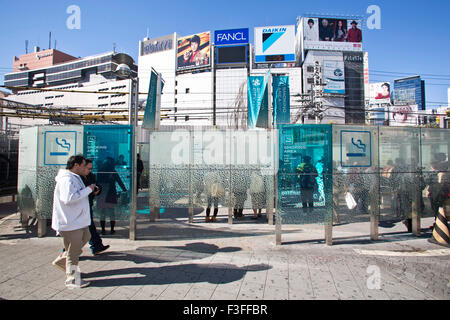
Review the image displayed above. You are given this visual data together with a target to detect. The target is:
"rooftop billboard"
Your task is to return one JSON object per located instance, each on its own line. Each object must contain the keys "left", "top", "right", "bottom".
{"left": 254, "top": 25, "right": 296, "bottom": 63}
{"left": 369, "top": 82, "right": 391, "bottom": 104}
{"left": 301, "top": 17, "right": 363, "bottom": 52}
{"left": 215, "top": 28, "right": 249, "bottom": 46}
{"left": 177, "top": 31, "right": 211, "bottom": 71}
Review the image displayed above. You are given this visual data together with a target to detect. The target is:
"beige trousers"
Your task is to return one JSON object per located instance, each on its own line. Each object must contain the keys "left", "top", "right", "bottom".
{"left": 60, "top": 227, "right": 90, "bottom": 267}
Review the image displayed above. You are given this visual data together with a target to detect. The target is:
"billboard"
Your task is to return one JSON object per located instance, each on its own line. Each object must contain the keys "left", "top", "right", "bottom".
{"left": 369, "top": 82, "right": 391, "bottom": 104}
{"left": 141, "top": 34, "right": 173, "bottom": 56}
{"left": 177, "top": 32, "right": 211, "bottom": 71}
{"left": 323, "top": 60, "right": 345, "bottom": 94}
{"left": 389, "top": 105, "right": 418, "bottom": 126}
{"left": 215, "top": 28, "right": 249, "bottom": 46}
{"left": 215, "top": 45, "right": 247, "bottom": 65}
{"left": 301, "top": 17, "right": 363, "bottom": 52}
{"left": 254, "top": 25, "right": 295, "bottom": 63}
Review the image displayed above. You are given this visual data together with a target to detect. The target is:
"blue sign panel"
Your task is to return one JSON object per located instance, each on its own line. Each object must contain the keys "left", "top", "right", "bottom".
{"left": 215, "top": 28, "right": 249, "bottom": 46}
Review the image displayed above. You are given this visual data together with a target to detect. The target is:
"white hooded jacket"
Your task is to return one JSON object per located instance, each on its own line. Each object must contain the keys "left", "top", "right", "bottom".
{"left": 51, "top": 169, "right": 92, "bottom": 234}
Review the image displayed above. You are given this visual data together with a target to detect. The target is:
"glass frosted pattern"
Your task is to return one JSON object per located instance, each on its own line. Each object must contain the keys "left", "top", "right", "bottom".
{"left": 420, "top": 129, "right": 450, "bottom": 219}
{"left": 378, "top": 127, "right": 420, "bottom": 221}
{"left": 277, "top": 125, "right": 332, "bottom": 225}
{"left": 331, "top": 125, "right": 379, "bottom": 225}
{"left": 148, "top": 129, "right": 276, "bottom": 220}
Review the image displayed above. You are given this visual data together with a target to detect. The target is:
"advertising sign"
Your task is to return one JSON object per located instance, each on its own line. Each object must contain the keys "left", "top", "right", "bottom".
{"left": 323, "top": 60, "right": 345, "bottom": 94}
{"left": 141, "top": 34, "right": 173, "bottom": 56}
{"left": 254, "top": 25, "right": 295, "bottom": 63}
{"left": 302, "top": 17, "right": 363, "bottom": 52}
{"left": 248, "top": 74, "right": 270, "bottom": 128}
{"left": 177, "top": 32, "right": 211, "bottom": 71}
{"left": 215, "top": 45, "right": 247, "bottom": 65}
{"left": 389, "top": 104, "right": 418, "bottom": 126}
{"left": 369, "top": 82, "right": 391, "bottom": 104}
{"left": 215, "top": 28, "right": 249, "bottom": 46}
{"left": 273, "top": 75, "right": 290, "bottom": 125}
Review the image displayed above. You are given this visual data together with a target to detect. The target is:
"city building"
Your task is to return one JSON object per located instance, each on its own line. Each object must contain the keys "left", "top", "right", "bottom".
{"left": 393, "top": 75, "right": 426, "bottom": 110}
{"left": 3, "top": 51, "right": 138, "bottom": 129}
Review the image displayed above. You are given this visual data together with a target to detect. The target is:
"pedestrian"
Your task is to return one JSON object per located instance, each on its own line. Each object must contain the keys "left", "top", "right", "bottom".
{"left": 51, "top": 155, "right": 95, "bottom": 289}
{"left": 137, "top": 153, "right": 144, "bottom": 193}
{"left": 82, "top": 159, "right": 110, "bottom": 255}
{"left": 297, "top": 156, "right": 318, "bottom": 213}
{"left": 232, "top": 170, "right": 249, "bottom": 219}
{"left": 250, "top": 170, "right": 265, "bottom": 219}
{"left": 203, "top": 171, "right": 223, "bottom": 222}
{"left": 96, "top": 157, "right": 127, "bottom": 235}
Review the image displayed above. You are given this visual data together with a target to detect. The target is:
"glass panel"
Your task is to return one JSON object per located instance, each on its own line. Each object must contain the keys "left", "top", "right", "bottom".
{"left": 277, "top": 124, "right": 332, "bottom": 225}
{"left": 17, "top": 127, "right": 38, "bottom": 219}
{"left": 84, "top": 125, "right": 132, "bottom": 221}
{"left": 332, "top": 125, "right": 379, "bottom": 225}
{"left": 379, "top": 127, "right": 420, "bottom": 222}
{"left": 420, "top": 128, "right": 450, "bottom": 219}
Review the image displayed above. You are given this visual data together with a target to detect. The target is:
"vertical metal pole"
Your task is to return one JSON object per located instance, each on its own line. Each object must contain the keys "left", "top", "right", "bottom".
{"left": 412, "top": 129, "right": 421, "bottom": 236}
{"left": 129, "top": 78, "right": 137, "bottom": 241}
{"left": 188, "top": 128, "right": 194, "bottom": 223}
{"left": 370, "top": 127, "right": 379, "bottom": 241}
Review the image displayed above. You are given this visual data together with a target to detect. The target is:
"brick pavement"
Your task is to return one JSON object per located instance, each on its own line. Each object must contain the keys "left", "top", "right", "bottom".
{"left": 0, "top": 212, "right": 449, "bottom": 300}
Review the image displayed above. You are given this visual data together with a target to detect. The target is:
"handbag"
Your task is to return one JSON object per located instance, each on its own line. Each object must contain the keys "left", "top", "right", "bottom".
{"left": 345, "top": 192, "right": 357, "bottom": 210}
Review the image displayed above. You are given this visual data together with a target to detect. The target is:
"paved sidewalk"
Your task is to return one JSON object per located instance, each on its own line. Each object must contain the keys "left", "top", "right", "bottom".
{"left": 0, "top": 212, "right": 449, "bottom": 300}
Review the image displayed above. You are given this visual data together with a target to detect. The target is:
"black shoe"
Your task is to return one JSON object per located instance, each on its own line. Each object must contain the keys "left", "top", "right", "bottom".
{"left": 110, "top": 230, "right": 115, "bottom": 235}
{"left": 101, "top": 230, "right": 106, "bottom": 235}
{"left": 93, "top": 245, "right": 110, "bottom": 255}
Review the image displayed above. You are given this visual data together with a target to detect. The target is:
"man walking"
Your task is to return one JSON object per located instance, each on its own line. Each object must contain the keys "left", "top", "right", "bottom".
{"left": 82, "top": 158, "right": 110, "bottom": 255}
{"left": 51, "top": 155, "right": 96, "bottom": 289}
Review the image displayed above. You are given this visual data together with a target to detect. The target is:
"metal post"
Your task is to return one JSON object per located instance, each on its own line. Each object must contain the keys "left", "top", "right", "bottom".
{"left": 129, "top": 78, "right": 138, "bottom": 241}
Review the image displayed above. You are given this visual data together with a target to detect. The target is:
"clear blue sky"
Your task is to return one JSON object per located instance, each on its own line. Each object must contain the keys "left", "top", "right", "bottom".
{"left": 0, "top": 0, "right": 449, "bottom": 108}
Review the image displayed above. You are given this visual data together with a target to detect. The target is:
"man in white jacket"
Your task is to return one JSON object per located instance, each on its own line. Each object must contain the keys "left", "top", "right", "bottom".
{"left": 51, "top": 154, "right": 97, "bottom": 289}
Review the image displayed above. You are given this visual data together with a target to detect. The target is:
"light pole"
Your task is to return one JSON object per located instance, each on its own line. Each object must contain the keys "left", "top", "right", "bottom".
{"left": 115, "top": 63, "right": 138, "bottom": 240}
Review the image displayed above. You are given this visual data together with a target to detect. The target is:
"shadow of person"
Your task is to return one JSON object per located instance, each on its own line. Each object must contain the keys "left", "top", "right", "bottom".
{"left": 83, "top": 262, "right": 271, "bottom": 288}
{"left": 81, "top": 242, "right": 241, "bottom": 264}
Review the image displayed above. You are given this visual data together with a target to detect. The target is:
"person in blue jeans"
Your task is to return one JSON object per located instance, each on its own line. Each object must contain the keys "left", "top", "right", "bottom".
{"left": 82, "top": 159, "right": 110, "bottom": 255}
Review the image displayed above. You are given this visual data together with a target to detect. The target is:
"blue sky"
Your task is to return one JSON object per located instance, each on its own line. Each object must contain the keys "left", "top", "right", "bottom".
{"left": 0, "top": 0, "right": 449, "bottom": 108}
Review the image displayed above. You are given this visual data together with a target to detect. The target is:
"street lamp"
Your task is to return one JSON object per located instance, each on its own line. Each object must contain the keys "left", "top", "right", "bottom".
{"left": 114, "top": 61, "right": 138, "bottom": 240}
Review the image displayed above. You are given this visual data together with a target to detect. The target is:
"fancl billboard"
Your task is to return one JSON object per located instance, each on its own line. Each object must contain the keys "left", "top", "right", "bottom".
{"left": 254, "top": 25, "right": 296, "bottom": 63}
{"left": 215, "top": 28, "right": 249, "bottom": 46}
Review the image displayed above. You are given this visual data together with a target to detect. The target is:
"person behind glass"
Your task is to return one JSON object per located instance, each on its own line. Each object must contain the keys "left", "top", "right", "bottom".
{"left": 96, "top": 157, "right": 127, "bottom": 235}
{"left": 180, "top": 35, "right": 208, "bottom": 67}
{"left": 319, "top": 19, "right": 333, "bottom": 41}
{"left": 81, "top": 159, "right": 110, "bottom": 255}
{"left": 233, "top": 170, "right": 250, "bottom": 219}
{"left": 203, "top": 171, "right": 223, "bottom": 222}
{"left": 51, "top": 155, "right": 94, "bottom": 289}
{"left": 250, "top": 170, "right": 265, "bottom": 219}
{"left": 137, "top": 153, "right": 144, "bottom": 193}
{"left": 347, "top": 20, "right": 362, "bottom": 42}
{"left": 425, "top": 161, "right": 449, "bottom": 229}
{"left": 297, "top": 156, "right": 318, "bottom": 213}
{"left": 333, "top": 20, "right": 347, "bottom": 42}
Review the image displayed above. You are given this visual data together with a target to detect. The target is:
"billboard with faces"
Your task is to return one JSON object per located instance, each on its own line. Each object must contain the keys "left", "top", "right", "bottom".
{"left": 177, "top": 32, "right": 211, "bottom": 71}
{"left": 301, "top": 17, "right": 363, "bottom": 52}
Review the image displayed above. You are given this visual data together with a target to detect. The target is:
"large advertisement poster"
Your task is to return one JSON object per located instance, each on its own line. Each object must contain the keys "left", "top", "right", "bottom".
{"left": 302, "top": 17, "right": 363, "bottom": 52}
{"left": 389, "top": 105, "right": 418, "bottom": 126}
{"left": 177, "top": 32, "right": 211, "bottom": 71}
{"left": 323, "top": 60, "right": 345, "bottom": 94}
{"left": 254, "top": 25, "right": 295, "bottom": 63}
{"left": 369, "top": 82, "right": 391, "bottom": 104}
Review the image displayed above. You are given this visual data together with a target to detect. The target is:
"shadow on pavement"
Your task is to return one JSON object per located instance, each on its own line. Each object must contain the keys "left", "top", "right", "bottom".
{"left": 83, "top": 262, "right": 271, "bottom": 288}
{"left": 82, "top": 242, "right": 242, "bottom": 264}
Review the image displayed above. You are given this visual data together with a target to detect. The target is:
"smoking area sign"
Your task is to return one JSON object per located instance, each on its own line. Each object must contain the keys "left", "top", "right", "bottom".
{"left": 44, "top": 131, "right": 77, "bottom": 165}
{"left": 340, "top": 130, "right": 372, "bottom": 167}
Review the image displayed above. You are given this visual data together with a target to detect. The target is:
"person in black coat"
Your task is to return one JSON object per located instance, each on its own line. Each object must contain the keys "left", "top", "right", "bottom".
{"left": 82, "top": 159, "right": 110, "bottom": 255}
